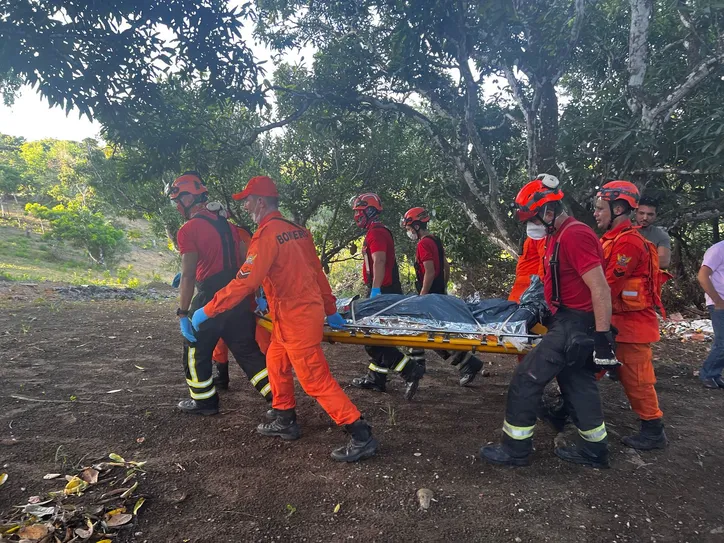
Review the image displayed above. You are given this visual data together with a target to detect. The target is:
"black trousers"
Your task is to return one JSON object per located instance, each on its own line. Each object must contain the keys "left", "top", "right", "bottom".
{"left": 364, "top": 283, "right": 421, "bottom": 382}
{"left": 184, "top": 295, "right": 269, "bottom": 405}
{"left": 409, "top": 348, "right": 484, "bottom": 376}
{"left": 502, "top": 308, "right": 607, "bottom": 456}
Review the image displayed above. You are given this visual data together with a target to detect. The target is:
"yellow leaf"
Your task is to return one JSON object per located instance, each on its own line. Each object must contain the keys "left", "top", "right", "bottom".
{"left": 106, "top": 507, "right": 126, "bottom": 517}
{"left": 98, "top": 540, "right": 112, "bottom": 543}
{"left": 108, "top": 453, "right": 125, "bottom": 463}
{"left": 333, "top": 503, "right": 341, "bottom": 514}
{"left": 64, "top": 476, "right": 88, "bottom": 495}
{"left": 133, "top": 497, "right": 146, "bottom": 515}
{"left": 0, "top": 473, "right": 7, "bottom": 486}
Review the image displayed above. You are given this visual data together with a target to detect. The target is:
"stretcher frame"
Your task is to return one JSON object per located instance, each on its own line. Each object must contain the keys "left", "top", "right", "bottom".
{"left": 257, "top": 316, "right": 545, "bottom": 355}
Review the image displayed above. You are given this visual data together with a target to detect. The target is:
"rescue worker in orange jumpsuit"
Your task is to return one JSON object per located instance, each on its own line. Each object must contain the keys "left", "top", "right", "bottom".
{"left": 480, "top": 175, "right": 616, "bottom": 468}
{"left": 192, "top": 176, "right": 378, "bottom": 462}
{"left": 593, "top": 181, "right": 668, "bottom": 450}
{"left": 350, "top": 194, "right": 425, "bottom": 400}
{"left": 169, "top": 172, "right": 270, "bottom": 415}
{"left": 401, "top": 207, "right": 483, "bottom": 386}
{"left": 508, "top": 237, "right": 546, "bottom": 304}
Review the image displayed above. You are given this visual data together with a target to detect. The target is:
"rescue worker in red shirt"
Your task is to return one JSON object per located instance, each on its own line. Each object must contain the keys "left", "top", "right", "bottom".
{"left": 593, "top": 180, "right": 668, "bottom": 450}
{"left": 191, "top": 176, "right": 378, "bottom": 462}
{"left": 401, "top": 207, "right": 483, "bottom": 386}
{"left": 480, "top": 175, "right": 616, "bottom": 468}
{"left": 169, "top": 172, "right": 270, "bottom": 415}
{"left": 349, "top": 193, "right": 425, "bottom": 400}
{"left": 508, "top": 237, "right": 546, "bottom": 304}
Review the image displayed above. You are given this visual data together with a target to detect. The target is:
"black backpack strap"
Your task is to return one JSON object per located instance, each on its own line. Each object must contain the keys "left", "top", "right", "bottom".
{"left": 191, "top": 214, "right": 238, "bottom": 271}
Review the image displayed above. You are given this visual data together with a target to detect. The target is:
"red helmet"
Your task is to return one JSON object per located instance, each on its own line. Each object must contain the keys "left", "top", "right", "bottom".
{"left": 168, "top": 172, "right": 207, "bottom": 200}
{"left": 513, "top": 174, "right": 564, "bottom": 222}
{"left": 597, "top": 180, "right": 640, "bottom": 209}
{"left": 351, "top": 193, "right": 383, "bottom": 212}
{"left": 401, "top": 207, "right": 430, "bottom": 228}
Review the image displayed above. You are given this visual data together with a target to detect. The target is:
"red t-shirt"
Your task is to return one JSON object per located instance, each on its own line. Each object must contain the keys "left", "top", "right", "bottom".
{"left": 176, "top": 210, "right": 247, "bottom": 282}
{"left": 543, "top": 217, "right": 604, "bottom": 312}
{"left": 362, "top": 223, "right": 396, "bottom": 286}
{"left": 416, "top": 236, "right": 441, "bottom": 282}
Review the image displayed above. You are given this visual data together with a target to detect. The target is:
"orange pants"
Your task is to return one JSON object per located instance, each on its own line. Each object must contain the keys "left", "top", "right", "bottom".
{"left": 267, "top": 340, "right": 360, "bottom": 426}
{"left": 213, "top": 324, "right": 272, "bottom": 363}
{"left": 615, "top": 342, "right": 663, "bottom": 420}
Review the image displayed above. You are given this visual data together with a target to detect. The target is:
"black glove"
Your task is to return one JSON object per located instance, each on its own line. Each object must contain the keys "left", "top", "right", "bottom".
{"left": 593, "top": 331, "right": 620, "bottom": 367}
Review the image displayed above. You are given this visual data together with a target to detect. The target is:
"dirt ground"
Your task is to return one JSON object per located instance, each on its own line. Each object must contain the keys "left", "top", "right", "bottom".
{"left": 1, "top": 282, "right": 724, "bottom": 543}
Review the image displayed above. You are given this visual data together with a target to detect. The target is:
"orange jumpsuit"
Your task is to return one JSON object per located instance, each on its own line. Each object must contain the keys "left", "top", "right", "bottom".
{"left": 601, "top": 219, "right": 663, "bottom": 421}
{"left": 205, "top": 211, "right": 361, "bottom": 425}
{"left": 508, "top": 237, "right": 546, "bottom": 303}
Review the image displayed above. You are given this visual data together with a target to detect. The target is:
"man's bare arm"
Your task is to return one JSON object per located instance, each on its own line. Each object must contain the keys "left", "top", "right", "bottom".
{"left": 658, "top": 246, "right": 671, "bottom": 269}
{"left": 371, "top": 251, "right": 386, "bottom": 289}
{"left": 698, "top": 265, "right": 724, "bottom": 309}
{"left": 180, "top": 252, "right": 198, "bottom": 311}
{"left": 581, "top": 265, "right": 612, "bottom": 331}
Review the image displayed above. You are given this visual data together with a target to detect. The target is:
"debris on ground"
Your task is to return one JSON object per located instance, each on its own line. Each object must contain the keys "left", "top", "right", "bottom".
{"left": 0, "top": 453, "right": 147, "bottom": 542}
{"left": 661, "top": 318, "right": 714, "bottom": 342}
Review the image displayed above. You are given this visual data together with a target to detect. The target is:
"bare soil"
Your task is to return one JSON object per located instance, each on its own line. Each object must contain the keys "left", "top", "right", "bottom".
{"left": 1, "top": 281, "right": 724, "bottom": 542}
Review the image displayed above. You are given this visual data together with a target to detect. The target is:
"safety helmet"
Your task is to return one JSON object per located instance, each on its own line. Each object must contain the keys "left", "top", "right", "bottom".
{"left": 351, "top": 193, "right": 383, "bottom": 212}
{"left": 596, "top": 180, "right": 640, "bottom": 209}
{"left": 401, "top": 207, "right": 430, "bottom": 228}
{"left": 167, "top": 171, "right": 207, "bottom": 200}
{"left": 513, "top": 174, "right": 564, "bottom": 222}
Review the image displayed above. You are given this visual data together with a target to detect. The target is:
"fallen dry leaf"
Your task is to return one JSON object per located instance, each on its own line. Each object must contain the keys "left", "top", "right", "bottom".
{"left": 106, "top": 389, "right": 122, "bottom": 394}
{"left": 105, "top": 513, "right": 132, "bottom": 527}
{"left": 134, "top": 365, "right": 145, "bottom": 371}
{"left": 18, "top": 523, "right": 49, "bottom": 539}
{"left": 64, "top": 476, "right": 88, "bottom": 495}
{"left": 80, "top": 468, "right": 99, "bottom": 484}
{"left": 133, "top": 497, "right": 146, "bottom": 515}
{"left": 108, "top": 453, "right": 125, "bottom": 463}
{"left": 136, "top": 437, "right": 145, "bottom": 444}
{"left": 417, "top": 488, "right": 434, "bottom": 510}
{"left": 0, "top": 473, "right": 7, "bottom": 486}
{"left": 75, "top": 526, "right": 93, "bottom": 539}
{"left": 42, "top": 473, "right": 61, "bottom": 480}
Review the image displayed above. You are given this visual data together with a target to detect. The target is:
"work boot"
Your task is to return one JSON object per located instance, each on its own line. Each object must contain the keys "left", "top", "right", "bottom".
{"left": 456, "top": 352, "right": 483, "bottom": 387}
{"left": 257, "top": 409, "right": 301, "bottom": 441}
{"left": 265, "top": 408, "right": 281, "bottom": 421}
{"left": 177, "top": 398, "right": 219, "bottom": 416}
{"left": 554, "top": 446, "right": 610, "bottom": 469}
{"left": 621, "top": 418, "right": 668, "bottom": 450}
{"left": 479, "top": 444, "right": 531, "bottom": 466}
{"left": 212, "top": 361, "right": 229, "bottom": 390}
{"left": 330, "top": 419, "right": 379, "bottom": 462}
{"left": 351, "top": 371, "right": 387, "bottom": 393}
{"left": 403, "top": 363, "right": 425, "bottom": 401}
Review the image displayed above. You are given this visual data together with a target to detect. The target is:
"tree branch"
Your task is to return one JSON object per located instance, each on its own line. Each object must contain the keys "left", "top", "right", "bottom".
{"left": 552, "top": 0, "right": 589, "bottom": 84}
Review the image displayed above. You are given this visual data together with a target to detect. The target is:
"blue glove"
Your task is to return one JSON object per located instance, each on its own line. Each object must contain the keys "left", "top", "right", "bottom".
{"left": 179, "top": 317, "right": 196, "bottom": 342}
{"left": 370, "top": 287, "right": 381, "bottom": 298}
{"left": 326, "top": 312, "right": 347, "bottom": 329}
{"left": 255, "top": 296, "right": 268, "bottom": 312}
{"left": 172, "top": 273, "right": 181, "bottom": 288}
{"left": 191, "top": 306, "right": 210, "bottom": 331}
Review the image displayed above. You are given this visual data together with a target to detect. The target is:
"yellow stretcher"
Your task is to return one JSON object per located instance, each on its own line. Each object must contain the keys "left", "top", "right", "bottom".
{"left": 257, "top": 317, "right": 546, "bottom": 355}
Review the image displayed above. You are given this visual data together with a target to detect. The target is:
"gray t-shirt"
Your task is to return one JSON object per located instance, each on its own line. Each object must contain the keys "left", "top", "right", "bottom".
{"left": 639, "top": 225, "right": 671, "bottom": 249}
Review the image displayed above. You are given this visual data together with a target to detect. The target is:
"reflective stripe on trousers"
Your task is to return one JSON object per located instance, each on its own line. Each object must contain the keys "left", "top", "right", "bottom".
{"left": 503, "top": 420, "right": 535, "bottom": 440}
{"left": 186, "top": 346, "right": 217, "bottom": 400}
{"left": 578, "top": 423, "right": 607, "bottom": 442}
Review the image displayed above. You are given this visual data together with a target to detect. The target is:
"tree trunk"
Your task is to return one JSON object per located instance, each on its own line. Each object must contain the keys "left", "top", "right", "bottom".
{"left": 713, "top": 216, "right": 720, "bottom": 244}
{"left": 536, "top": 82, "right": 560, "bottom": 177}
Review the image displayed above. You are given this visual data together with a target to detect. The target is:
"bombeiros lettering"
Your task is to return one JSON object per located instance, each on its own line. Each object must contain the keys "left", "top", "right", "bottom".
{"left": 276, "top": 228, "right": 308, "bottom": 245}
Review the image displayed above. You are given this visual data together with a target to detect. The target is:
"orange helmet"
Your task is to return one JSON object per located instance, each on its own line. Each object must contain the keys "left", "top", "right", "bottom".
{"left": 167, "top": 171, "right": 207, "bottom": 200}
{"left": 513, "top": 174, "right": 564, "bottom": 222}
{"left": 351, "top": 193, "right": 383, "bottom": 212}
{"left": 597, "top": 180, "right": 639, "bottom": 209}
{"left": 401, "top": 207, "right": 430, "bottom": 228}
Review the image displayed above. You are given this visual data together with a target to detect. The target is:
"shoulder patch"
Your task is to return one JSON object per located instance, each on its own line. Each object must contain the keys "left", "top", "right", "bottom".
{"left": 616, "top": 254, "right": 632, "bottom": 267}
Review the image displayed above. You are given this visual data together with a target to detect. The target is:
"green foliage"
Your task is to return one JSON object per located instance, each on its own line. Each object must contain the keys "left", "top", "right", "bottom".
{"left": 25, "top": 202, "right": 128, "bottom": 267}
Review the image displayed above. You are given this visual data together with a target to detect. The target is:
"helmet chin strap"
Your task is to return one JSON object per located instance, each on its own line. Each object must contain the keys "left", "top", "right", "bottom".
{"left": 537, "top": 206, "right": 559, "bottom": 235}
{"left": 605, "top": 202, "right": 626, "bottom": 230}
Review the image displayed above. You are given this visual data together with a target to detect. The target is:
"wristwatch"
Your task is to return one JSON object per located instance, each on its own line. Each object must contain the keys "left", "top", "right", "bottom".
{"left": 176, "top": 308, "right": 189, "bottom": 317}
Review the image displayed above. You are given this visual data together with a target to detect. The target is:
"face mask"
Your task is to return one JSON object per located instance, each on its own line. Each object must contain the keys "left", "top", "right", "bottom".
{"left": 407, "top": 230, "right": 417, "bottom": 241}
{"left": 247, "top": 199, "right": 264, "bottom": 224}
{"left": 526, "top": 222, "right": 547, "bottom": 240}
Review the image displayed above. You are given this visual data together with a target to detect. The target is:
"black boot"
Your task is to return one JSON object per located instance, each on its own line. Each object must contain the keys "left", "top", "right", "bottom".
{"left": 177, "top": 398, "right": 219, "bottom": 416}
{"left": 212, "top": 361, "right": 229, "bottom": 390}
{"left": 257, "top": 409, "right": 301, "bottom": 441}
{"left": 330, "top": 419, "right": 379, "bottom": 462}
{"left": 621, "top": 418, "right": 668, "bottom": 450}
{"left": 351, "top": 371, "right": 387, "bottom": 392}
{"left": 480, "top": 435, "right": 532, "bottom": 467}
{"left": 403, "top": 363, "right": 425, "bottom": 401}
{"left": 555, "top": 436, "right": 610, "bottom": 469}
{"left": 264, "top": 408, "right": 281, "bottom": 421}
